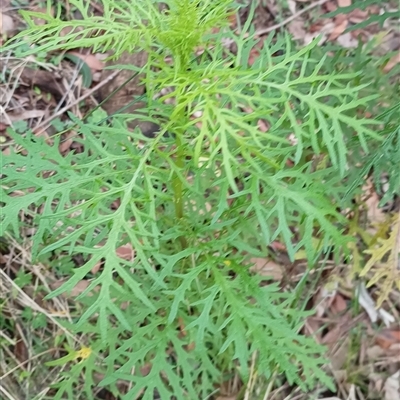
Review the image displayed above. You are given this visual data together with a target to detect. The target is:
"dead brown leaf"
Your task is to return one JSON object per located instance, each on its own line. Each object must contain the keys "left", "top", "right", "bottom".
{"left": 257, "top": 119, "right": 269, "bottom": 132}
{"left": 329, "top": 18, "right": 348, "bottom": 41}
{"left": 90, "top": 261, "right": 102, "bottom": 275}
{"left": 335, "top": 13, "right": 348, "bottom": 25}
{"left": 384, "top": 371, "right": 400, "bottom": 400}
{"left": 337, "top": 32, "right": 359, "bottom": 48}
{"left": 0, "top": 12, "right": 14, "bottom": 35}
{"left": 348, "top": 9, "right": 369, "bottom": 24}
{"left": 314, "top": 284, "right": 337, "bottom": 318}
{"left": 60, "top": 25, "right": 84, "bottom": 39}
{"left": 330, "top": 293, "right": 348, "bottom": 313}
{"left": 350, "top": 28, "right": 369, "bottom": 43}
{"left": 388, "top": 343, "right": 400, "bottom": 356}
{"left": 325, "top": 1, "right": 337, "bottom": 13}
{"left": 367, "top": 344, "right": 387, "bottom": 360}
{"left": 111, "top": 197, "right": 121, "bottom": 210}
{"left": 116, "top": 243, "right": 134, "bottom": 261}
{"left": 304, "top": 316, "right": 323, "bottom": 342}
{"left": 99, "top": 51, "right": 153, "bottom": 136}
{"left": 67, "top": 51, "right": 104, "bottom": 71}
{"left": 71, "top": 281, "right": 92, "bottom": 297}
{"left": 366, "top": 5, "right": 381, "bottom": 16}
{"left": 337, "top": 0, "right": 351, "bottom": 7}
{"left": 248, "top": 48, "right": 260, "bottom": 66}
{"left": 33, "top": 127, "right": 51, "bottom": 141}
{"left": 8, "top": 109, "right": 46, "bottom": 123}
{"left": 31, "top": 7, "right": 54, "bottom": 26}
{"left": 287, "top": 0, "right": 297, "bottom": 15}
{"left": 304, "top": 20, "right": 336, "bottom": 46}
{"left": 14, "top": 339, "right": 29, "bottom": 362}
{"left": 369, "top": 372, "right": 385, "bottom": 393}
{"left": 364, "top": 178, "right": 386, "bottom": 226}
{"left": 250, "top": 258, "right": 283, "bottom": 281}
{"left": 270, "top": 241, "right": 286, "bottom": 251}
{"left": 21, "top": 68, "right": 64, "bottom": 97}
{"left": 287, "top": 19, "right": 307, "bottom": 42}
{"left": 322, "top": 324, "right": 343, "bottom": 346}
{"left": 384, "top": 52, "right": 400, "bottom": 73}
{"left": 376, "top": 329, "right": 400, "bottom": 349}
{"left": 0, "top": 252, "right": 8, "bottom": 264}
{"left": 330, "top": 335, "right": 351, "bottom": 370}
{"left": 0, "top": 0, "right": 11, "bottom": 11}
{"left": 51, "top": 279, "right": 94, "bottom": 297}
{"left": 58, "top": 130, "right": 77, "bottom": 154}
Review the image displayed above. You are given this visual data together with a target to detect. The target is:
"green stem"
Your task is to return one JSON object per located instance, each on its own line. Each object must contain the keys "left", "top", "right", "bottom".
{"left": 173, "top": 131, "right": 187, "bottom": 249}
{"left": 171, "top": 60, "right": 189, "bottom": 249}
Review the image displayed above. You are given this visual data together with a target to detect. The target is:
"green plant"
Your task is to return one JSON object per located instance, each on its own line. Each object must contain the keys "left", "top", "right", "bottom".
{"left": 1, "top": 0, "right": 393, "bottom": 398}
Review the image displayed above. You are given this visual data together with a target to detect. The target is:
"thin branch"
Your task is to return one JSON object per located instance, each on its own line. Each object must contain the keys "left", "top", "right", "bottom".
{"left": 34, "top": 69, "right": 120, "bottom": 132}
{"left": 255, "top": 0, "right": 329, "bottom": 36}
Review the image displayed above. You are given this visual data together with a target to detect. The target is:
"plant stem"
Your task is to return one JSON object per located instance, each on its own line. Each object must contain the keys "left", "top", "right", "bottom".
{"left": 171, "top": 61, "right": 190, "bottom": 249}
{"left": 173, "top": 131, "right": 187, "bottom": 249}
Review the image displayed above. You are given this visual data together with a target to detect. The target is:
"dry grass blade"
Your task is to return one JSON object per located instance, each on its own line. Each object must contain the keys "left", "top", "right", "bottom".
{"left": 255, "top": 0, "right": 329, "bottom": 36}
{"left": 0, "top": 238, "right": 84, "bottom": 399}
{"left": 33, "top": 69, "right": 120, "bottom": 132}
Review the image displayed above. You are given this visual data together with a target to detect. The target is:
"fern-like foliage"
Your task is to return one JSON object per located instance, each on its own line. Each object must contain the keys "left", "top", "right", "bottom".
{"left": 6, "top": 0, "right": 233, "bottom": 64}
{"left": 370, "top": 105, "right": 400, "bottom": 206}
{"left": 343, "top": 103, "right": 400, "bottom": 206}
{"left": 361, "top": 213, "right": 400, "bottom": 307}
{"left": 0, "top": 0, "right": 390, "bottom": 398}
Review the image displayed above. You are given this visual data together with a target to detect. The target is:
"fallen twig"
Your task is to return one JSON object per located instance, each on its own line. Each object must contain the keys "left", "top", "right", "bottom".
{"left": 255, "top": 0, "right": 329, "bottom": 36}
{"left": 34, "top": 69, "right": 120, "bottom": 132}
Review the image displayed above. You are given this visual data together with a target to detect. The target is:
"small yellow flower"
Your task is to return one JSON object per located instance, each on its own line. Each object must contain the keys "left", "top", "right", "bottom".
{"left": 76, "top": 347, "right": 92, "bottom": 360}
